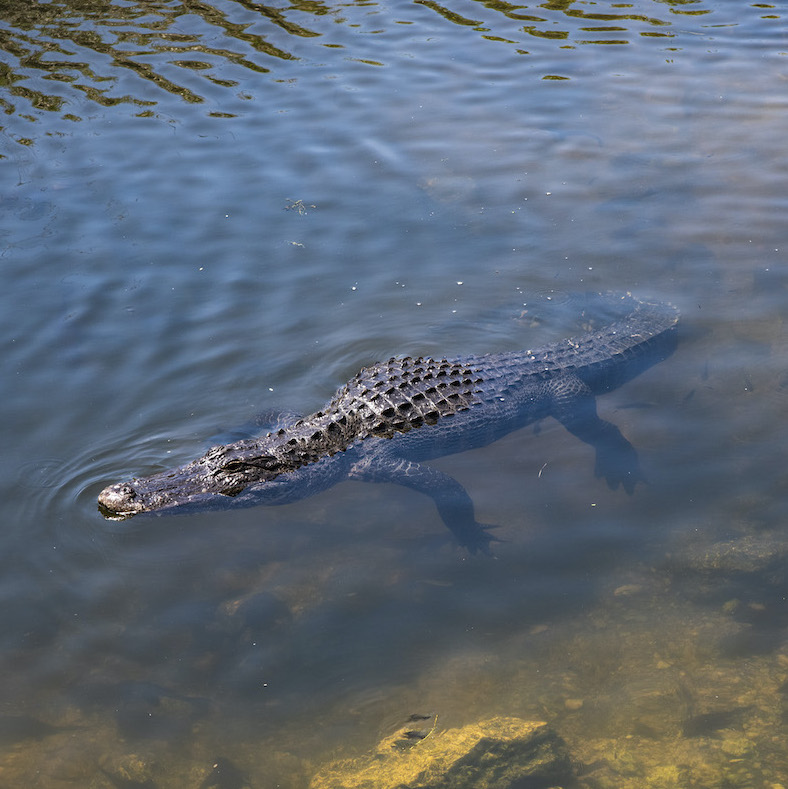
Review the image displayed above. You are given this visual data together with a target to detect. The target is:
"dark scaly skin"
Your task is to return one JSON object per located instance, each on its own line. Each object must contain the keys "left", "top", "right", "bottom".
{"left": 98, "top": 294, "right": 679, "bottom": 552}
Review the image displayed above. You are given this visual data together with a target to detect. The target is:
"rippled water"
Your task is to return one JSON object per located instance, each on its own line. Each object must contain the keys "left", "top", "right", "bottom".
{"left": 1, "top": 0, "right": 787, "bottom": 785}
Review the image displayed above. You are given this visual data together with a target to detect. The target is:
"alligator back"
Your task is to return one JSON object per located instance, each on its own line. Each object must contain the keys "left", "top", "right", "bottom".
{"left": 337, "top": 294, "right": 679, "bottom": 461}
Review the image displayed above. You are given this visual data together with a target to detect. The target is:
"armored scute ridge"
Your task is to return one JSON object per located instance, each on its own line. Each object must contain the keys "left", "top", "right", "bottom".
{"left": 330, "top": 356, "right": 485, "bottom": 439}
{"left": 98, "top": 294, "right": 679, "bottom": 553}
{"left": 206, "top": 356, "right": 486, "bottom": 495}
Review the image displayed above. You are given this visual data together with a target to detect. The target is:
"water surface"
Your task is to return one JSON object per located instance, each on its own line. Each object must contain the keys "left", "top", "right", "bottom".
{"left": 1, "top": 0, "right": 787, "bottom": 785}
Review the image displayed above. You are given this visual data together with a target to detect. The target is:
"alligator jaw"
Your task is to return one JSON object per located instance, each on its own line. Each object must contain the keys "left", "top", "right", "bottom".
{"left": 97, "top": 464, "right": 242, "bottom": 520}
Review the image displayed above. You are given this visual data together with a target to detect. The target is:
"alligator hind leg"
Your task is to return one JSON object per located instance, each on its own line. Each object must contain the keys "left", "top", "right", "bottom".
{"left": 549, "top": 373, "right": 645, "bottom": 493}
{"left": 349, "top": 455, "right": 496, "bottom": 554}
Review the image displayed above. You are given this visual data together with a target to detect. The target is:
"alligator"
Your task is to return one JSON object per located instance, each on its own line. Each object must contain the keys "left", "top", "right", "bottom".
{"left": 98, "top": 293, "right": 679, "bottom": 553}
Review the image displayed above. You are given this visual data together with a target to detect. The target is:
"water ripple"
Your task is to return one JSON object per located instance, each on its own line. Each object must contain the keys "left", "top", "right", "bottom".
{"left": 2, "top": 0, "right": 778, "bottom": 123}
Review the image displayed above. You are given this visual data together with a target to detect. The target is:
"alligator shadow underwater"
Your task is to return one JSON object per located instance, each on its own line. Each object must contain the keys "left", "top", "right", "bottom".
{"left": 98, "top": 293, "right": 679, "bottom": 554}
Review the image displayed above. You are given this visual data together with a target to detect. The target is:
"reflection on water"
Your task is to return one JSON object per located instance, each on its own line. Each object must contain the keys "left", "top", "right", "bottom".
{"left": 0, "top": 0, "right": 311, "bottom": 116}
{"left": 3, "top": 0, "right": 776, "bottom": 121}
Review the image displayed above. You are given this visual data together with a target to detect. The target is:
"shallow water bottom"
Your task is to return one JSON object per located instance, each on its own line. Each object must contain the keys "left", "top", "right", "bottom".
{"left": 2, "top": 498, "right": 786, "bottom": 788}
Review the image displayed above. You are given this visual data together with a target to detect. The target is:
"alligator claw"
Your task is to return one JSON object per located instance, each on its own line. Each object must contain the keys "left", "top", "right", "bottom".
{"left": 594, "top": 439, "right": 647, "bottom": 494}
{"left": 461, "top": 523, "right": 502, "bottom": 556}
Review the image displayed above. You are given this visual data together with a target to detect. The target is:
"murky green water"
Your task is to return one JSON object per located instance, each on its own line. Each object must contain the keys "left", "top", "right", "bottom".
{"left": 1, "top": 0, "right": 787, "bottom": 786}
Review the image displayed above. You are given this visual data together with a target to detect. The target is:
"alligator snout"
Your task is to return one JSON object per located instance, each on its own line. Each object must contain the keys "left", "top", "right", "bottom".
{"left": 97, "top": 482, "right": 143, "bottom": 520}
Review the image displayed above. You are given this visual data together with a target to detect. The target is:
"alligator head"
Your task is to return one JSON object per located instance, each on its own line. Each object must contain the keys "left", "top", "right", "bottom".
{"left": 97, "top": 441, "right": 289, "bottom": 520}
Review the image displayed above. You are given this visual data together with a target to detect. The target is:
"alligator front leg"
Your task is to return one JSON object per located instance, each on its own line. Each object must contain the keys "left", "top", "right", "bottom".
{"left": 549, "top": 373, "right": 645, "bottom": 493}
{"left": 349, "top": 454, "right": 495, "bottom": 554}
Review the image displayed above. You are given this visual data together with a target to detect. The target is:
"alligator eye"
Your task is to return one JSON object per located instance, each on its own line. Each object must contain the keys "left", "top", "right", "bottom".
{"left": 222, "top": 460, "right": 246, "bottom": 473}
{"left": 120, "top": 484, "right": 136, "bottom": 500}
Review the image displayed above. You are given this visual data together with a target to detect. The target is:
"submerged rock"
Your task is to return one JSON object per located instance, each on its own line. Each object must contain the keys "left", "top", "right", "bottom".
{"left": 310, "top": 716, "right": 572, "bottom": 789}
